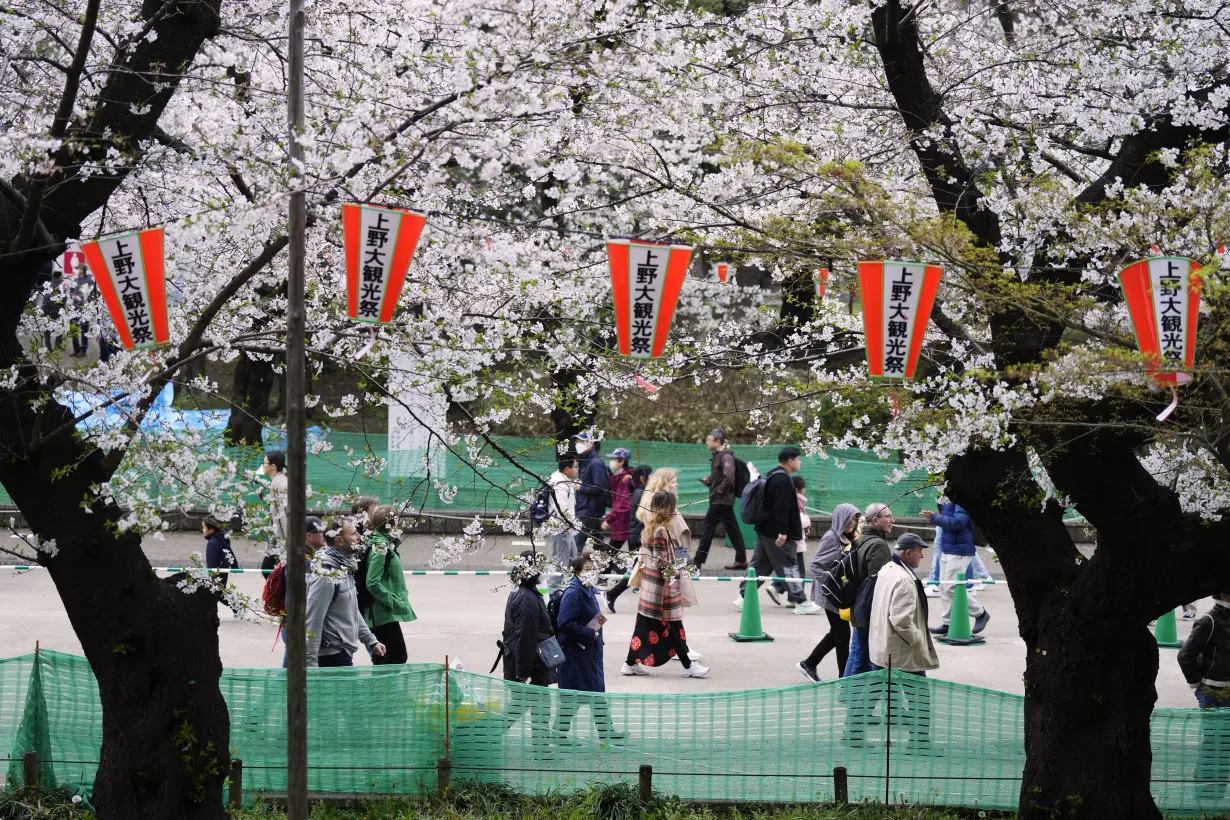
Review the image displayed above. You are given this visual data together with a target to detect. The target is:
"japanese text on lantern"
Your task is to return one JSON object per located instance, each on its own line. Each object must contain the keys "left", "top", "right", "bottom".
{"left": 883, "top": 264, "right": 918, "bottom": 377}
{"left": 111, "top": 238, "right": 153, "bottom": 347}
{"left": 343, "top": 203, "right": 427, "bottom": 325}
{"left": 1155, "top": 260, "right": 1185, "bottom": 366}
{"left": 630, "top": 246, "right": 665, "bottom": 355}
{"left": 359, "top": 211, "right": 393, "bottom": 320}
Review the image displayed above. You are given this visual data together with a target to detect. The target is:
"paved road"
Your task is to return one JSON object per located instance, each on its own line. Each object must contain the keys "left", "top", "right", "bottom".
{"left": 0, "top": 533, "right": 1198, "bottom": 706}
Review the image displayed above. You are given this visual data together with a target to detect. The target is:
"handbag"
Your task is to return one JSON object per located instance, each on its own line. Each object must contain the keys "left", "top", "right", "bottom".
{"left": 627, "top": 558, "right": 644, "bottom": 589}
{"left": 536, "top": 635, "right": 567, "bottom": 669}
{"left": 678, "top": 569, "right": 698, "bottom": 607}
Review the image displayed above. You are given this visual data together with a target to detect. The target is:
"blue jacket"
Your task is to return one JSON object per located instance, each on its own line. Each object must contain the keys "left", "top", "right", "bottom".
{"left": 204, "top": 531, "right": 237, "bottom": 569}
{"left": 932, "top": 503, "right": 975, "bottom": 556}
{"left": 574, "top": 450, "right": 610, "bottom": 520}
{"left": 555, "top": 578, "right": 605, "bottom": 692}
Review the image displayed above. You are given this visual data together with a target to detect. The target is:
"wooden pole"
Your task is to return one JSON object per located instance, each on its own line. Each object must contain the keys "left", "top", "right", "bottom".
{"left": 638, "top": 765, "right": 652, "bottom": 803}
{"left": 22, "top": 751, "right": 38, "bottom": 789}
{"left": 228, "top": 759, "right": 243, "bottom": 809}
{"left": 284, "top": 0, "right": 309, "bottom": 817}
{"left": 437, "top": 758, "right": 452, "bottom": 794}
{"left": 833, "top": 766, "right": 848, "bottom": 805}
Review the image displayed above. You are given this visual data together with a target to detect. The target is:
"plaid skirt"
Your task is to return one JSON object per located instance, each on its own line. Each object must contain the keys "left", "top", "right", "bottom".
{"left": 627, "top": 613, "right": 689, "bottom": 668}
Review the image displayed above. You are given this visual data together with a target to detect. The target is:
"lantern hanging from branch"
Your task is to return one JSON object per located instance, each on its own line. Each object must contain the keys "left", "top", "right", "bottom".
{"left": 858, "top": 260, "right": 943, "bottom": 379}
{"left": 609, "top": 239, "right": 692, "bottom": 358}
{"left": 342, "top": 203, "right": 427, "bottom": 324}
{"left": 82, "top": 228, "right": 169, "bottom": 350}
{"left": 713, "top": 261, "right": 731, "bottom": 284}
{"left": 1116, "top": 256, "right": 1203, "bottom": 384}
{"left": 815, "top": 267, "right": 829, "bottom": 298}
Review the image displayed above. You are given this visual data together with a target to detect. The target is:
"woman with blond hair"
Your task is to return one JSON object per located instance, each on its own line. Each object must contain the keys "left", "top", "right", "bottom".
{"left": 606, "top": 467, "right": 691, "bottom": 613}
{"left": 621, "top": 491, "right": 710, "bottom": 679}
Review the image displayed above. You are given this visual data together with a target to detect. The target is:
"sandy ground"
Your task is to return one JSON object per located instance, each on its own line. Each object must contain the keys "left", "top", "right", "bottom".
{"left": 0, "top": 532, "right": 1199, "bottom": 706}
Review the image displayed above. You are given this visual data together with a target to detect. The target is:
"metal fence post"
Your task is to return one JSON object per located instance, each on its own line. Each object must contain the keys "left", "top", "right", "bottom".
{"left": 833, "top": 766, "right": 848, "bottom": 805}
{"left": 22, "top": 750, "right": 38, "bottom": 789}
{"left": 638, "top": 764, "right": 653, "bottom": 802}
{"left": 228, "top": 758, "right": 243, "bottom": 809}
{"left": 885, "top": 659, "right": 892, "bottom": 804}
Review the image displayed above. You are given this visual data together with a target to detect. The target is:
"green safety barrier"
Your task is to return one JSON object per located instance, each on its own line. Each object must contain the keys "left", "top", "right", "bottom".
{"left": 0, "top": 649, "right": 1224, "bottom": 814}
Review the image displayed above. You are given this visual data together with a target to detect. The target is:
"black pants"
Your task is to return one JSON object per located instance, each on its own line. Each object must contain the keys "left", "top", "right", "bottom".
{"left": 574, "top": 514, "right": 605, "bottom": 551}
{"left": 740, "top": 534, "right": 805, "bottom": 604}
{"left": 371, "top": 622, "right": 408, "bottom": 665}
{"left": 693, "top": 503, "right": 747, "bottom": 567}
{"left": 260, "top": 553, "right": 278, "bottom": 579}
{"left": 805, "top": 609, "right": 850, "bottom": 677}
{"left": 604, "top": 540, "right": 633, "bottom": 605}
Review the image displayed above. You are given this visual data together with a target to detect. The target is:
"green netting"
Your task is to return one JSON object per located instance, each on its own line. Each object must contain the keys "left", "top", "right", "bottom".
{"left": 1, "top": 650, "right": 1225, "bottom": 815}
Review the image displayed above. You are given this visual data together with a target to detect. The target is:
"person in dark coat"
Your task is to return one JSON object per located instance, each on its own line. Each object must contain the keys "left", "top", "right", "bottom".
{"left": 500, "top": 551, "right": 554, "bottom": 748}
{"left": 604, "top": 464, "right": 652, "bottom": 613}
{"left": 737, "top": 447, "right": 807, "bottom": 609}
{"left": 553, "top": 555, "right": 621, "bottom": 742}
{"left": 572, "top": 433, "right": 610, "bottom": 550}
{"left": 202, "top": 515, "right": 239, "bottom": 616}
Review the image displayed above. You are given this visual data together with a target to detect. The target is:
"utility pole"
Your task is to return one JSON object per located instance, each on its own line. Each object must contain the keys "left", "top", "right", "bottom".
{"left": 285, "top": 0, "right": 309, "bottom": 817}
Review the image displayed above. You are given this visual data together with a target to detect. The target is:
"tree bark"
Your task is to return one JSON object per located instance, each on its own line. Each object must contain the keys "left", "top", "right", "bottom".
{"left": 225, "top": 350, "right": 280, "bottom": 445}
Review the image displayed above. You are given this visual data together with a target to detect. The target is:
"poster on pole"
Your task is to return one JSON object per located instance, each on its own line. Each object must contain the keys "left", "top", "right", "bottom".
{"left": 608, "top": 239, "right": 693, "bottom": 358}
{"left": 1117, "top": 256, "right": 1202, "bottom": 384}
{"left": 343, "top": 203, "right": 427, "bottom": 324}
{"left": 858, "top": 260, "right": 942, "bottom": 379}
{"left": 81, "top": 228, "right": 169, "bottom": 351}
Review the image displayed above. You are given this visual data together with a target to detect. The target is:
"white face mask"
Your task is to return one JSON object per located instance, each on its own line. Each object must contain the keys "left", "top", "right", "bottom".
{"left": 576, "top": 441, "right": 593, "bottom": 454}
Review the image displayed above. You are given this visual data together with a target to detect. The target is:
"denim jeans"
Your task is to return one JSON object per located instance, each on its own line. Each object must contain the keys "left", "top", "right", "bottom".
{"left": 844, "top": 626, "right": 873, "bottom": 677}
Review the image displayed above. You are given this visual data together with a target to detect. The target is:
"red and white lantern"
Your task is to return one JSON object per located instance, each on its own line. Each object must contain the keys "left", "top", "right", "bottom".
{"left": 713, "top": 261, "right": 731, "bottom": 284}
{"left": 62, "top": 243, "right": 87, "bottom": 277}
{"left": 1117, "top": 256, "right": 1203, "bottom": 384}
{"left": 82, "top": 228, "right": 169, "bottom": 350}
{"left": 815, "top": 267, "right": 829, "bottom": 298}
{"left": 609, "top": 239, "right": 692, "bottom": 359}
{"left": 858, "top": 260, "right": 942, "bottom": 379}
{"left": 342, "top": 203, "right": 427, "bottom": 324}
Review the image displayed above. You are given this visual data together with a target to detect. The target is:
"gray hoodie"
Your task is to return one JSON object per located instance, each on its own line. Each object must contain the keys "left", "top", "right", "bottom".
{"left": 809, "top": 503, "right": 860, "bottom": 610}
{"left": 304, "top": 549, "right": 379, "bottom": 666}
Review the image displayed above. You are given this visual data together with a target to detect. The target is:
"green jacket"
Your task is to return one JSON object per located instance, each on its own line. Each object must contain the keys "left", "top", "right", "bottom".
{"left": 363, "top": 532, "right": 417, "bottom": 628}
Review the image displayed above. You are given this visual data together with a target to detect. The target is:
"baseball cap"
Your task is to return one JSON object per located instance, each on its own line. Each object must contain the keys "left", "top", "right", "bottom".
{"left": 610, "top": 447, "right": 631, "bottom": 461}
{"left": 895, "top": 533, "right": 925, "bottom": 551}
{"left": 305, "top": 516, "right": 325, "bottom": 534}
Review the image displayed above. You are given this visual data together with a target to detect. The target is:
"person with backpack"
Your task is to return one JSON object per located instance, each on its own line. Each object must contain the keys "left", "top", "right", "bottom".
{"left": 572, "top": 433, "right": 610, "bottom": 551}
{"left": 842, "top": 503, "right": 895, "bottom": 677}
{"left": 796, "top": 503, "right": 861, "bottom": 681}
{"left": 544, "top": 456, "right": 580, "bottom": 594}
{"left": 553, "top": 554, "right": 622, "bottom": 743}
{"left": 735, "top": 447, "right": 808, "bottom": 611}
{"left": 922, "top": 500, "right": 990, "bottom": 636}
{"left": 1179, "top": 592, "right": 1230, "bottom": 801}
{"left": 694, "top": 429, "right": 749, "bottom": 570}
{"left": 202, "top": 514, "right": 240, "bottom": 618}
{"left": 359, "top": 506, "right": 416, "bottom": 665}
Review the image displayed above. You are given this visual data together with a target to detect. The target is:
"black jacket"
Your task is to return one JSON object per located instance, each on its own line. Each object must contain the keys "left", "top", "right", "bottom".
{"left": 502, "top": 583, "right": 554, "bottom": 682}
{"left": 574, "top": 450, "right": 611, "bottom": 520}
{"left": 628, "top": 486, "right": 647, "bottom": 547}
{"left": 1179, "top": 602, "right": 1230, "bottom": 686}
{"left": 754, "top": 467, "right": 802, "bottom": 541}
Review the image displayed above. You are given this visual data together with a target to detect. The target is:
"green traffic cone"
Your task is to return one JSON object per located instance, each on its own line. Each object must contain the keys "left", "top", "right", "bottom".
{"left": 730, "top": 568, "right": 774, "bottom": 642}
{"left": 938, "top": 571, "right": 986, "bottom": 646}
{"left": 1154, "top": 609, "right": 1181, "bottom": 648}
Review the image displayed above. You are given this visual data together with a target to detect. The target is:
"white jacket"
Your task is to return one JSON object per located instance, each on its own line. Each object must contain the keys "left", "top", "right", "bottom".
{"left": 548, "top": 470, "right": 577, "bottom": 528}
{"left": 869, "top": 557, "right": 939, "bottom": 673}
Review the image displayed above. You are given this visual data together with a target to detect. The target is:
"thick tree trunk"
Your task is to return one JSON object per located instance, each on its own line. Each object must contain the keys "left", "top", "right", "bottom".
{"left": 550, "top": 366, "right": 595, "bottom": 444}
{"left": 225, "top": 348, "right": 280, "bottom": 445}
{"left": 0, "top": 367, "right": 229, "bottom": 818}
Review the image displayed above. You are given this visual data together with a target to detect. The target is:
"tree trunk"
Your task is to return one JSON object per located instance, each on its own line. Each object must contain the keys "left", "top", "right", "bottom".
{"left": 0, "top": 360, "right": 229, "bottom": 819}
{"left": 225, "top": 348, "right": 279, "bottom": 445}
{"left": 550, "top": 366, "right": 595, "bottom": 444}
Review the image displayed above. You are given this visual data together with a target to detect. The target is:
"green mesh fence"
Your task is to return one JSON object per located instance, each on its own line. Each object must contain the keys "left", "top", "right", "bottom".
{"left": 0, "top": 434, "right": 930, "bottom": 515}
{"left": 1, "top": 650, "right": 1225, "bottom": 815}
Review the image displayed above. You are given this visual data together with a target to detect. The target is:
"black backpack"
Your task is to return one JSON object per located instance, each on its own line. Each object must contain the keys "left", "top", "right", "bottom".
{"left": 356, "top": 547, "right": 392, "bottom": 613}
{"left": 732, "top": 454, "right": 751, "bottom": 499}
{"left": 739, "top": 466, "right": 781, "bottom": 526}
{"left": 820, "top": 543, "right": 863, "bottom": 609}
{"left": 530, "top": 481, "right": 554, "bottom": 525}
{"left": 546, "top": 588, "right": 565, "bottom": 633}
{"left": 851, "top": 574, "right": 878, "bottom": 630}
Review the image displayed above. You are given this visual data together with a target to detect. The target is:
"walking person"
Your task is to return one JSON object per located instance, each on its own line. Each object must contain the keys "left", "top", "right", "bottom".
{"left": 922, "top": 500, "right": 990, "bottom": 636}
{"left": 602, "top": 464, "right": 651, "bottom": 611}
{"left": 258, "top": 450, "right": 289, "bottom": 578}
{"left": 1179, "top": 592, "right": 1230, "bottom": 801}
{"left": 792, "top": 475, "right": 821, "bottom": 614}
{"left": 572, "top": 433, "right": 610, "bottom": 551}
{"left": 621, "top": 492, "right": 709, "bottom": 678}
{"left": 735, "top": 447, "right": 808, "bottom": 611}
{"left": 351, "top": 495, "right": 379, "bottom": 534}
{"left": 863, "top": 533, "right": 937, "bottom": 747}
{"left": 545, "top": 456, "right": 580, "bottom": 594}
{"left": 500, "top": 551, "right": 556, "bottom": 750}
{"left": 553, "top": 555, "right": 621, "bottom": 743}
{"left": 202, "top": 514, "right": 240, "bottom": 617}
{"left": 694, "top": 429, "right": 748, "bottom": 570}
{"left": 304, "top": 517, "right": 387, "bottom": 668}
{"left": 606, "top": 467, "right": 693, "bottom": 616}
{"left": 602, "top": 448, "right": 635, "bottom": 550}
{"left": 796, "top": 503, "right": 861, "bottom": 681}
{"left": 843, "top": 503, "right": 895, "bottom": 677}
{"left": 360, "top": 506, "right": 416, "bottom": 665}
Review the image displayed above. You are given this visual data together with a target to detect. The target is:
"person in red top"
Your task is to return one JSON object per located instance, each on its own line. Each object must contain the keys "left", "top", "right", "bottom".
{"left": 601, "top": 448, "right": 635, "bottom": 549}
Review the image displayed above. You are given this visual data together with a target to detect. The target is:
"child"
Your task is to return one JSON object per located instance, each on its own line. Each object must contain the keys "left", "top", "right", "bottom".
{"left": 792, "top": 475, "right": 821, "bottom": 614}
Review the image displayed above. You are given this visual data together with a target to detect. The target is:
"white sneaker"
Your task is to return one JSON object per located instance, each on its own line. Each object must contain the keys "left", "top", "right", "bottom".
{"left": 794, "top": 600, "right": 822, "bottom": 615}
{"left": 669, "top": 649, "right": 702, "bottom": 662}
{"left": 924, "top": 585, "right": 940, "bottom": 598}
{"left": 732, "top": 596, "right": 744, "bottom": 611}
{"left": 621, "top": 663, "right": 650, "bottom": 676}
{"left": 681, "top": 663, "right": 711, "bottom": 679}
{"left": 765, "top": 586, "right": 783, "bottom": 606}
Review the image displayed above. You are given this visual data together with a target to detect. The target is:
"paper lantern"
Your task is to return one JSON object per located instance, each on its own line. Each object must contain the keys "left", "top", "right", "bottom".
{"left": 858, "top": 260, "right": 942, "bottom": 379}
{"left": 816, "top": 267, "right": 829, "bottom": 298}
{"left": 342, "top": 203, "right": 427, "bottom": 324}
{"left": 82, "top": 228, "right": 169, "bottom": 350}
{"left": 62, "top": 243, "right": 86, "bottom": 277}
{"left": 609, "top": 239, "right": 692, "bottom": 358}
{"left": 1117, "top": 256, "right": 1202, "bottom": 384}
{"left": 713, "top": 262, "right": 731, "bottom": 284}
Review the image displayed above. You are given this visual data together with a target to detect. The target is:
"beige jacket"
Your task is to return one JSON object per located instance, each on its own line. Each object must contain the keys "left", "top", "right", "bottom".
{"left": 869, "top": 557, "right": 939, "bottom": 673}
